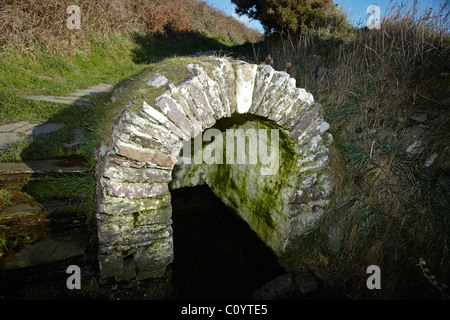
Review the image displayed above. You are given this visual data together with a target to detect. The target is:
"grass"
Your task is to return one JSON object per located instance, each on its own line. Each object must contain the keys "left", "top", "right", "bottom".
{"left": 0, "top": 32, "right": 146, "bottom": 125}
{"left": 0, "top": 126, "right": 75, "bottom": 162}
{"left": 0, "top": 231, "right": 37, "bottom": 253}
{"left": 23, "top": 174, "right": 97, "bottom": 221}
{"left": 238, "top": 1, "right": 450, "bottom": 299}
{"left": 2, "top": 0, "right": 447, "bottom": 301}
{"left": 0, "top": 0, "right": 263, "bottom": 300}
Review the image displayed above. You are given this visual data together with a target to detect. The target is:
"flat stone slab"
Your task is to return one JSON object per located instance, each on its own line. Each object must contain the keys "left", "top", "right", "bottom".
{"left": 147, "top": 74, "right": 168, "bottom": 88}
{"left": 42, "top": 200, "right": 77, "bottom": 213}
{"left": 0, "top": 122, "right": 66, "bottom": 149}
{"left": 0, "top": 158, "right": 86, "bottom": 174}
{"left": 22, "top": 95, "right": 90, "bottom": 106}
{"left": 27, "top": 123, "right": 65, "bottom": 135}
{"left": 0, "top": 233, "right": 89, "bottom": 270}
{"left": 0, "top": 203, "right": 42, "bottom": 219}
{"left": 0, "top": 121, "right": 64, "bottom": 135}
{"left": 0, "top": 121, "right": 30, "bottom": 133}
{"left": 23, "top": 83, "right": 113, "bottom": 106}
{"left": 0, "top": 132, "right": 21, "bottom": 149}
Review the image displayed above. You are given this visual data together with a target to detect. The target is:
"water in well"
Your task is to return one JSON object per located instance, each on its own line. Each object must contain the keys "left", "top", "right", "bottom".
{"left": 170, "top": 185, "right": 285, "bottom": 300}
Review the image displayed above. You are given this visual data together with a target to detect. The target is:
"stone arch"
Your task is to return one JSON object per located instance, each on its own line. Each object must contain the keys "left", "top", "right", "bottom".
{"left": 95, "top": 58, "right": 333, "bottom": 282}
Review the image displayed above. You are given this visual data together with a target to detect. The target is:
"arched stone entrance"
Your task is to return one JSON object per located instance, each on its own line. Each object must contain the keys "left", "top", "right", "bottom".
{"left": 94, "top": 58, "right": 333, "bottom": 282}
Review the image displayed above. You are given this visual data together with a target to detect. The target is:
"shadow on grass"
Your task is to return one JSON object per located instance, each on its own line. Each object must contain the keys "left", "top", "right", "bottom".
{"left": 130, "top": 31, "right": 237, "bottom": 64}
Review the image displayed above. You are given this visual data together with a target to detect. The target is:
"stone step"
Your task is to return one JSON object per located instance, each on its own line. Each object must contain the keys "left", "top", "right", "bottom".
{"left": 0, "top": 122, "right": 65, "bottom": 135}
{"left": 0, "top": 202, "right": 42, "bottom": 219}
{"left": 22, "top": 95, "right": 90, "bottom": 106}
{"left": 0, "top": 122, "right": 67, "bottom": 149}
{"left": 22, "top": 83, "right": 114, "bottom": 107}
{"left": 0, "top": 157, "right": 87, "bottom": 174}
{"left": 0, "top": 204, "right": 86, "bottom": 240}
{"left": 42, "top": 200, "right": 78, "bottom": 213}
{"left": 0, "top": 233, "right": 90, "bottom": 270}
{"left": 0, "top": 173, "right": 32, "bottom": 189}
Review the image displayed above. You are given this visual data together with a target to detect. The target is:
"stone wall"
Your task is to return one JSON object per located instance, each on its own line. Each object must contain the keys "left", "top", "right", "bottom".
{"left": 95, "top": 57, "right": 333, "bottom": 282}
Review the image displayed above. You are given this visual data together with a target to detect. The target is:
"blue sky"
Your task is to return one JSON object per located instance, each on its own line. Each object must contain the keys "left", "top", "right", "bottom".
{"left": 204, "top": 0, "right": 448, "bottom": 33}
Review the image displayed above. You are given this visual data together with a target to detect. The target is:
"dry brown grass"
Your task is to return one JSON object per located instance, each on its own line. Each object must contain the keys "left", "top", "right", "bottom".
{"left": 247, "top": 1, "right": 449, "bottom": 298}
{"left": 0, "top": 0, "right": 262, "bottom": 54}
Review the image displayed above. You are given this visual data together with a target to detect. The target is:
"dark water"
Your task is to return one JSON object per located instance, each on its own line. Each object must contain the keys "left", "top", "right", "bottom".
{"left": 170, "top": 185, "right": 285, "bottom": 300}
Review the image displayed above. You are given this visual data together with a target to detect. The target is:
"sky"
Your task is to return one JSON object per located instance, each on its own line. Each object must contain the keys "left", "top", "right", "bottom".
{"left": 204, "top": 0, "right": 448, "bottom": 33}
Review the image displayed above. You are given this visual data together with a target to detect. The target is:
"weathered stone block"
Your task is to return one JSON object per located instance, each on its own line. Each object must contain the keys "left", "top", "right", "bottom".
{"left": 166, "top": 85, "right": 205, "bottom": 132}
{"left": 105, "top": 180, "right": 167, "bottom": 199}
{"left": 250, "top": 64, "right": 275, "bottom": 113}
{"left": 97, "top": 221, "right": 123, "bottom": 245}
{"left": 133, "top": 207, "right": 172, "bottom": 226}
{"left": 156, "top": 95, "right": 199, "bottom": 138}
{"left": 278, "top": 89, "right": 312, "bottom": 129}
{"left": 185, "top": 78, "right": 217, "bottom": 127}
{"left": 253, "top": 273, "right": 295, "bottom": 299}
{"left": 168, "top": 84, "right": 207, "bottom": 131}
{"left": 106, "top": 154, "right": 144, "bottom": 169}
{"left": 103, "top": 162, "right": 172, "bottom": 183}
{"left": 98, "top": 252, "right": 137, "bottom": 282}
{"left": 147, "top": 74, "right": 168, "bottom": 88}
{"left": 139, "top": 102, "right": 189, "bottom": 141}
{"left": 255, "top": 71, "right": 290, "bottom": 117}
{"left": 120, "top": 121, "right": 183, "bottom": 156}
{"left": 134, "top": 238, "right": 174, "bottom": 277}
{"left": 289, "top": 103, "right": 321, "bottom": 140}
{"left": 186, "top": 63, "right": 226, "bottom": 119}
{"left": 212, "top": 58, "right": 237, "bottom": 116}
{"left": 136, "top": 267, "right": 166, "bottom": 280}
{"left": 98, "top": 253, "right": 124, "bottom": 280}
{"left": 114, "top": 140, "right": 176, "bottom": 167}
{"left": 98, "top": 195, "right": 171, "bottom": 216}
{"left": 268, "top": 78, "right": 299, "bottom": 122}
{"left": 235, "top": 61, "right": 257, "bottom": 114}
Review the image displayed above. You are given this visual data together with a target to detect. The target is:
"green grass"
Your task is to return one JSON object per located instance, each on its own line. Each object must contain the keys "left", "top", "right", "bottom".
{"left": 0, "top": 125, "right": 77, "bottom": 162}
{"left": 0, "top": 31, "right": 146, "bottom": 126}
{"left": 0, "top": 32, "right": 144, "bottom": 95}
{"left": 0, "top": 232, "right": 37, "bottom": 253}
{"left": 0, "top": 31, "right": 233, "bottom": 121}
{"left": 23, "top": 174, "right": 97, "bottom": 220}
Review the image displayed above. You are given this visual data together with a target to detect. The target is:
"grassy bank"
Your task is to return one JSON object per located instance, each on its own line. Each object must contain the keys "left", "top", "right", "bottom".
{"left": 237, "top": 1, "right": 449, "bottom": 299}
{"left": 0, "top": 0, "right": 261, "bottom": 125}
{"left": 0, "top": 1, "right": 261, "bottom": 300}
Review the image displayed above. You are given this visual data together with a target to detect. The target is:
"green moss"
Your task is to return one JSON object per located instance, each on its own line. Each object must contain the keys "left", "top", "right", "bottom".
{"left": 204, "top": 114, "right": 300, "bottom": 252}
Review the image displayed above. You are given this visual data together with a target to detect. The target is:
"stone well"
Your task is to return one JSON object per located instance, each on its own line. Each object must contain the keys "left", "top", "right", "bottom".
{"left": 94, "top": 58, "right": 333, "bottom": 282}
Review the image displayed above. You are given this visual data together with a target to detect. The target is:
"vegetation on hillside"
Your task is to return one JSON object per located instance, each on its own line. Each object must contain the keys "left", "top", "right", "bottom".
{"left": 235, "top": 0, "right": 449, "bottom": 299}
{"left": 0, "top": 0, "right": 261, "bottom": 54}
{"left": 0, "top": 0, "right": 448, "bottom": 300}
{"left": 232, "top": 0, "right": 349, "bottom": 34}
{"left": 0, "top": 0, "right": 262, "bottom": 125}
